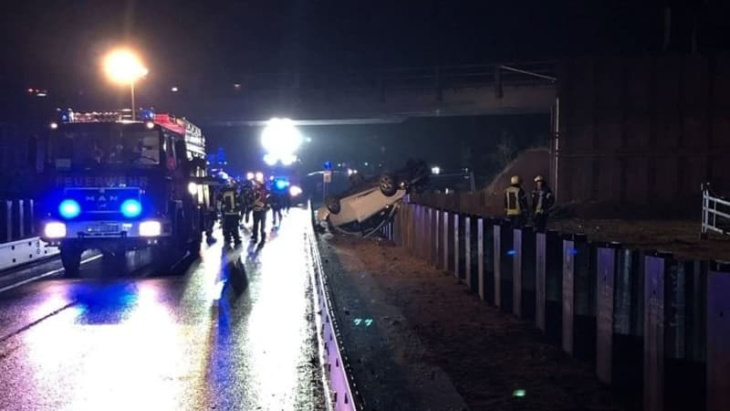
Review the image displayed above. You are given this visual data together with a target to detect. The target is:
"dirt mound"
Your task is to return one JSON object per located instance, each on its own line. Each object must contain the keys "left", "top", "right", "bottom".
{"left": 482, "top": 147, "right": 550, "bottom": 214}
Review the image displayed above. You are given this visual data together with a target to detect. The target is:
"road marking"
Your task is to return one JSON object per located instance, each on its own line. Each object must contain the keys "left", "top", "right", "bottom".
{"left": 0, "top": 301, "right": 78, "bottom": 344}
{"left": 0, "top": 254, "right": 103, "bottom": 295}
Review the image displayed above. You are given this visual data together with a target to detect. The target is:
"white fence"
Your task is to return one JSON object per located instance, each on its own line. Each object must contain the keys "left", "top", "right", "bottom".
{"left": 701, "top": 183, "right": 730, "bottom": 238}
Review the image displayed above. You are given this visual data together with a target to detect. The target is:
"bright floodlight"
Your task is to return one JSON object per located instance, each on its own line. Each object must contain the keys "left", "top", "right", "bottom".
{"left": 280, "top": 153, "right": 297, "bottom": 166}
{"left": 431, "top": 166, "right": 441, "bottom": 175}
{"left": 289, "top": 185, "right": 303, "bottom": 197}
{"left": 261, "top": 118, "right": 303, "bottom": 165}
{"left": 263, "top": 153, "right": 277, "bottom": 166}
{"left": 261, "top": 118, "right": 303, "bottom": 154}
{"left": 103, "top": 49, "right": 148, "bottom": 85}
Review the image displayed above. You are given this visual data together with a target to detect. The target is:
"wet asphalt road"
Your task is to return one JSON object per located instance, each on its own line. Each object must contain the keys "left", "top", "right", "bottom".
{"left": 0, "top": 209, "right": 325, "bottom": 411}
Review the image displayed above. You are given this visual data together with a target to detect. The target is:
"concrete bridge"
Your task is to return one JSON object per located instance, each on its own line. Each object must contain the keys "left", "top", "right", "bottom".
{"left": 155, "top": 62, "right": 557, "bottom": 125}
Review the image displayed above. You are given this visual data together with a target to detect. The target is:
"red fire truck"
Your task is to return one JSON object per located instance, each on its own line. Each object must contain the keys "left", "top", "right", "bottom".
{"left": 37, "top": 109, "right": 217, "bottom": 276}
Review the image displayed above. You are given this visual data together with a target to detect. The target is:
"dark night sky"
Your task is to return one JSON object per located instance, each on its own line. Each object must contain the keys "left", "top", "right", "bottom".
{"left": 1, "top": 1, "right": 728, "bottom": 182}
{"left": 2, "top": 0, "right": 728, "bottom": 92}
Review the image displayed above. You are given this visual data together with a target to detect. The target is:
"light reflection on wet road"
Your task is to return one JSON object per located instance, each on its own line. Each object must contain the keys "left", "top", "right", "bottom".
{"left": 0, "top": 209, "right": 323, "bottom": 411}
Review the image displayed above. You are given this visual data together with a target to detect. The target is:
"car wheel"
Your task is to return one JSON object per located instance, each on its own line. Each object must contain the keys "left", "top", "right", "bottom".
{"left": 379, "top": 173, "right": 397, "bottom": 196}
{"left": 325, "top": 196, "right": 341, "bottom": 214}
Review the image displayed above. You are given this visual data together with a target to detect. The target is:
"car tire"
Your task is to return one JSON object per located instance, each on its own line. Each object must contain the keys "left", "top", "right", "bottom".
{"left": 325, "top": 196, "right": 341, "bottom": 215}
{"left": 379, "top": 173, "right": 397, "bottom": 196}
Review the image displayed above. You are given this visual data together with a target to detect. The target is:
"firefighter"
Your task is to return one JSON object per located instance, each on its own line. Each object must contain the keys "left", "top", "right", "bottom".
{"left": 241, "top": 180, "right": 255, "bottom": 224}
{"left": 219, "top": 180, "right": 242, "bottom": 245}
{"left": 531, "top": 175, "right": 554, "bottom": 232}
{"left": 205, "top": 183, "right": 218, "bottom": 245}
{"left": 250, "top": 180, "right": 268, "bottom": 242}
{"left": 504, "top": 175, "right": 528, "bottom": 228}
{"left": 269, "top": 188, "right": 283, "bottom": 227}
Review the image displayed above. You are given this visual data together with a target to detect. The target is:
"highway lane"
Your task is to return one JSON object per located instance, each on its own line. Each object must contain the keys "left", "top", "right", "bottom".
{"left": 0, "top": 209, "right": 324, "bottom": 411}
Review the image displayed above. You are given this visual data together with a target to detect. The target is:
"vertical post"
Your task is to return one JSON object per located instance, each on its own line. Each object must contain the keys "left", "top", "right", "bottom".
{"left": 563, "top": 233, "right": 593, "bottom": 358}
{"left": 416, "top": 205, "right": 422, "bottom": 256}
{"left": 131, "top": 81, "right": 136, "bottom": 121}
{"left": 708, "top": 260, "right": 730, "bottom": 411}
{"left": 536, "top": 231, "right": 548, "bottom": 331}
{"left": 435, "top": 210, "right": 441, "bottom": 268}
{"left": 4, "top": 201, "right": 11, "bottom": 242}
{"left": 28, "top": 199, "right": 34, "bottom": 235}
{"left": 493, "top": 223, "right": 502, "bottom": 307}
{"left": 477, "top": 218, "right": 485, "bottom": 300}
{"left": 420, "top": 206, "right": 427, "bottom": 259}
{"left": 644, "top": 252, "right": 671, "bottom": 411}
{"left": 513, "top": 228, "right": 523, "bottom": 317}
{"left": 18, "top": 199, "right": 24, "bottom": 239}
{"left": 465, "top": 215, "right": 472, "bottom": 290}
{"left": 443, "top": 211, "right": 449, "bottom": 273}
{"left": 407, "top": 205, "right": 414, "bottom": 253}
{"left": 563, "top": 235, "right": 576, "bottom": 355}
{"left": 612, "top": 248, "right": 645, "bottom": 392}
{"left": 596, "top": 243, "right": 619, "bottom": 385}
{"left": 454, "top": 213, "right": 460, "bottom": 279}
{"left": 701, "top": 187, "right": 707, "bottom": 237}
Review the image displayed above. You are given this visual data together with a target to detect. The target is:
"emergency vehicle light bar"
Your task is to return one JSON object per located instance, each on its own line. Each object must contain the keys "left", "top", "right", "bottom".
{"left": 56, "top": 108, "right": 156, "bottom": 124}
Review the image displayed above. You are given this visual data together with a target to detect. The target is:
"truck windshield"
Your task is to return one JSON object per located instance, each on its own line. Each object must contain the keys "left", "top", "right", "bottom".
{"left": 49, "top": 126, "right": 161, "bottom": 170}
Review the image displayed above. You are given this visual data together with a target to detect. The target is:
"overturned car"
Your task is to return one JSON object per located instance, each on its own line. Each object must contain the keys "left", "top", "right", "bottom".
{"left": 317, "top": 160, "right": 429, "bottom": 236}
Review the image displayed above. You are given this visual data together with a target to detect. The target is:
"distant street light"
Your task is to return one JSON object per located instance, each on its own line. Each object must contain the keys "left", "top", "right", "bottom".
{"left": 431, "top": 166, "right": 441, "bottom": 175}
{"left": 103, "top": 49, "right": 148, "bottom": 121}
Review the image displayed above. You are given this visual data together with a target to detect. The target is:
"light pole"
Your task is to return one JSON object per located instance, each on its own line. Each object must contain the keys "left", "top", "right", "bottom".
{"left": 103, "top": 49, "right": 148, "bottom": 121}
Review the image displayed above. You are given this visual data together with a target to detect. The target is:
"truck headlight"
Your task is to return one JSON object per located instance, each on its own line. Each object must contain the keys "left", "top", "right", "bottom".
{"left": 188, "top": 182, "right": 198, "bottom": 196}
{"left": 44, "top": 222, "right": 67, "bottom": 239}
{"left": 139, "top": 221, "right": 162, "bottom": 237}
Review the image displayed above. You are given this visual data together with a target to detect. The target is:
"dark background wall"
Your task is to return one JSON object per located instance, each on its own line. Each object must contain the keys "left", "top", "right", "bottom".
{"left": 555, "top": 53, "right": 730, "bottom": 212}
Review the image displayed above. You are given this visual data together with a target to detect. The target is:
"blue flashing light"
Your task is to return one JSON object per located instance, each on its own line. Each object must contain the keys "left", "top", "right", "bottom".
{"left": 323, "top": 161, "right": 333, "bottom": 171}
{"left": 140, "top": 109, "right": 155, "bottom": 121}
{"left": 507, "top": 249, "right": 517, "bottom": 256}
{"left": 120, "top": 199, "right": 142, "bottom": 218}
{"left": 274, "top": 179, "right": 289, "bottom": 191}
{"left": 570, "top": 248, "right": 579, "bottom": 256}
{"left": 58, "top": 199, "right": 81, "bottom": 219}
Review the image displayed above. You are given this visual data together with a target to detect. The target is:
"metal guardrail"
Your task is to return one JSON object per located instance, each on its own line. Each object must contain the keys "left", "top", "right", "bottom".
{"left": 0, "top": 199, "right": 59, "bottom": 272}
{"left": 306, "top": 203, "right": 361, "bottom": 411}
{"left": 1, "top": 199, "right": 35, "bottom": 243}
{"left": 701, "top": 183, "right": 729, "bottom": 238}
{"left": 380, "top": 200, "right": 726, "bottom": 411}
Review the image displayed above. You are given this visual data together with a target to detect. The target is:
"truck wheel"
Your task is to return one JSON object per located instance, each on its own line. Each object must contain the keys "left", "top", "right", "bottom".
{"left": 153, "top": 242, "right": 176, "bottom": 274}
{"left": 325, "top": 196, "right": 341, "bottom": 214}
{"left": 189, "top": 233, "right": 202, "bottom": 256}
{"left": 379, "top": 173, "right": 397, "bottom": 196}
{"left": 60, "top": 245, "right": 82, "bottom": 278}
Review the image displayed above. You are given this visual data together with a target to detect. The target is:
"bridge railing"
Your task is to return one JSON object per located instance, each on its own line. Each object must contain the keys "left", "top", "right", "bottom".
{"left": 0, "top": 199, "right": 58, "bottom": 272}
{"left": 700, "top": 183, "right": 730, "bottom": 238}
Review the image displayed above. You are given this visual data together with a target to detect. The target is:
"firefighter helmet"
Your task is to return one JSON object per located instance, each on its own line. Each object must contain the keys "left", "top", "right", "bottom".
{"left": 534, "top": 175, "right": 545, "bottom": 183}
{"left": 510, "top": 175, "right": 522, "bottom": 185}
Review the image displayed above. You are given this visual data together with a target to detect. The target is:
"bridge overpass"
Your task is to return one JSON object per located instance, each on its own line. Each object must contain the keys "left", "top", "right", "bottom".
{"left": 152, "top": 62, "right": 557, "bottom": 125}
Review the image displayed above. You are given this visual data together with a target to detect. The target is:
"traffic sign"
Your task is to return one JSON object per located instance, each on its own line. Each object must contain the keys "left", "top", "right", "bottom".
{"left": 323, "top": 170, "right": 332, "bottom": 183}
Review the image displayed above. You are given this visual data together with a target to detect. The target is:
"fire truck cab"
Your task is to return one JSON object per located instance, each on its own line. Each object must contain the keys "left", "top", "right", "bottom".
{"left": 37, "top": 109, "right": 216, "bottom": 277}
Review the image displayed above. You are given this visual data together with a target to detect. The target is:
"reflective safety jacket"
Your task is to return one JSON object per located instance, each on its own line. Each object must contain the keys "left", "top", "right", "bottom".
{"left": 251, "top": 187, "right": 268, "bottom": 212}
{"left": 220, "top": 188, "right": 242, "bottom": 216}
{"left": 504, "top": 185, "right": 528, "bottom": 216}
{"left": 531, "top": 186, "right": 555, "bottom": 214}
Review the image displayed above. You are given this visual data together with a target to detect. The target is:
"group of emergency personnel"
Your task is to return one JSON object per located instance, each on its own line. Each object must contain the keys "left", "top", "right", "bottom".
{"left": 213, "top": 177, "right": 292, "bottom": 245}
{"left": 504, "top": 175, "right": 554, "bottom": 231}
